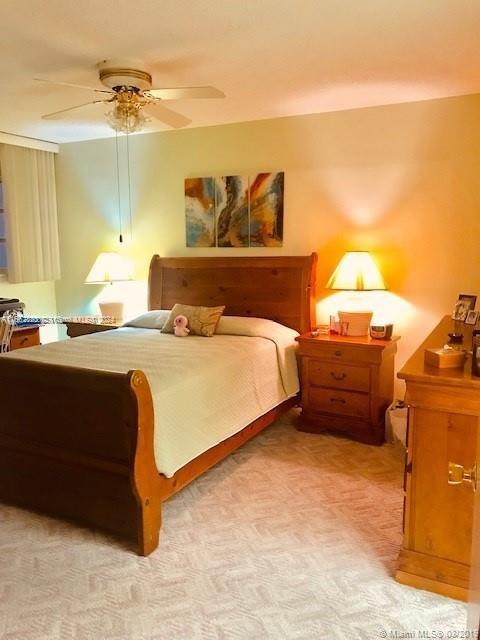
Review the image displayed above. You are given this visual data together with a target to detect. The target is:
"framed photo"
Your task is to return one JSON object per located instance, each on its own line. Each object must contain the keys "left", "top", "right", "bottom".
{"left": 465, "top": 310, "right": 479, "bottom": 325}
{"left": 452, "top": 294, "right": 477, "bottom": 321}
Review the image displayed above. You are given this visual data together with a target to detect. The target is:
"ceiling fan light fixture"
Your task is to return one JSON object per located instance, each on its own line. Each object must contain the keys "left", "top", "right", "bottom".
{"left": 106, "top": 100, "right": 148, "bottom": 134}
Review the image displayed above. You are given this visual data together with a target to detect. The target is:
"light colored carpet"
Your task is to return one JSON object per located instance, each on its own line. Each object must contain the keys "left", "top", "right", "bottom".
{"left": 0, "top": 410, "right": 466, "bottom": 639}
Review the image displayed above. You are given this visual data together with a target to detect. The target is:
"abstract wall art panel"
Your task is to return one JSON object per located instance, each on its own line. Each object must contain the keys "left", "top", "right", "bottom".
{"left": 215, "top": 175, "right": 249, "bottom": 247}
{"left": 249, "top": 172, "right": 284, "bottom": 247}
{"left": 185, "top": 177, "right": 216, "bottom": 247}
{"left": 185, "top": 172, "right": 284, "bottom": 247}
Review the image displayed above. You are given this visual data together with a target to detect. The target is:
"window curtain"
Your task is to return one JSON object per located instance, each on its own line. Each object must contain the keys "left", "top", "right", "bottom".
{"left": 0, "top": 144, "right": 61, "bottom": 283}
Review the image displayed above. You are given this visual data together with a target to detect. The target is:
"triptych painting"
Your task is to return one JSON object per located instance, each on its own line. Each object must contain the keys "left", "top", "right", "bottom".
{"left": 185, "top": 172, "right": 284, "bottom": 247}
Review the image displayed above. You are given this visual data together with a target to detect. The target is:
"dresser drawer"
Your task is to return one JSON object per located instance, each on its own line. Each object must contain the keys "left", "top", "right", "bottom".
{"left": 308, "top": 387, "right": 370, "bottom": 419}
{"left": 10, "top": 328, "right": 40, "bottom": 350}
{"left": 308, "top": 360, "right": 370, "bottom": 392}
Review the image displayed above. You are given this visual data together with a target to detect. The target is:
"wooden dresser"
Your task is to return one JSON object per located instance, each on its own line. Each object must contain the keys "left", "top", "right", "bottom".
{"left": 397, "top": 315, "right": 479, "bottom": 601}
{"left": 296, "top": 332, "right": 399, "bottom": 445}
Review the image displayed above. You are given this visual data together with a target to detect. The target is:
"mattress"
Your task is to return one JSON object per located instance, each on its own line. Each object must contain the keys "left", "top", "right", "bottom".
{"left": 4, "top": 319, "right": 299, "bottom": 476}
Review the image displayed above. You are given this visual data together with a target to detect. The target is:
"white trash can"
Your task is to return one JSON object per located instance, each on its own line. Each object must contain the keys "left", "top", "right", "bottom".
{"left": 385, "top": 400, "right": 408, "bottom": 446}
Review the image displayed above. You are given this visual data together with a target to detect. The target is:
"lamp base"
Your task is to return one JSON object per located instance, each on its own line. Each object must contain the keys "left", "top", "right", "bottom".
{"left": 338, "top": 310, "right": 373, "bottom": 336}
{"left": 98, "top": 301, "right": 124, "bottom": 324}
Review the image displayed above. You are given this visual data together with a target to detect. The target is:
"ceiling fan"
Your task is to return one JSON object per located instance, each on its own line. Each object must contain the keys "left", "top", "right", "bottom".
{"left": 37, "top": 59, "right": 225, "bottom": 132}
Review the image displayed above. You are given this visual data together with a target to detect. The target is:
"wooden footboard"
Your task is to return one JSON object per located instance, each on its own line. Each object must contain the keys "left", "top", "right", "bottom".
{"left": 0, "top": 358, "right": 162, "bottom": 555}
{"left": 0, "top": 357, "right": 296, "bottom": 556}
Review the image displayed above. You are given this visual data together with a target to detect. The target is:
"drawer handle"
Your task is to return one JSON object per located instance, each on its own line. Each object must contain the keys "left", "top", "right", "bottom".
{"left": 20, "top": 337, "right": 28, "bottom": 345}
{"left": 334, "top": 350, "right": 342, "bottom": 357}
{"left": 330, "top": 371, "right": 346, "bottom": 381}
{"left": 448, "top": 462, "right": 476, "bottom": 491}
{"left": 330, "top": 397, "right": 346, "bottom": 404}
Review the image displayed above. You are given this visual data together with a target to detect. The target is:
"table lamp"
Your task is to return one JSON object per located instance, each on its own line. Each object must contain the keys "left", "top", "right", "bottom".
{"left": 85, "top": 251, "right": 133, "bottom": 322}
{"left": 326, "top": 251, "right": 386, "bottom": 336}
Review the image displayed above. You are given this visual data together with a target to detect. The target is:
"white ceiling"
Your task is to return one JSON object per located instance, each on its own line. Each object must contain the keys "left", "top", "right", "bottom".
{"left": 2, "top": 0, "right": 480, "bottom": 143}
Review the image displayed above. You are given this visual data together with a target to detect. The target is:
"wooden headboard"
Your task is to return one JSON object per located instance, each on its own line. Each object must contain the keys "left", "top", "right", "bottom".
{"left": 148, "top": 254, "right": 317, "bottom": 334}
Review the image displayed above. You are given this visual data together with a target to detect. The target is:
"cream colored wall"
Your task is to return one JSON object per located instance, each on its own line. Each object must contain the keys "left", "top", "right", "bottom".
{"left": 55, "top": 93, "right": 480, "bottom": 394}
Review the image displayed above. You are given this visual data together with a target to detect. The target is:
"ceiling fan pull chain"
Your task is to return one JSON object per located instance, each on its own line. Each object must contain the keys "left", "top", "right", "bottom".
{"left": 115, "top": 130, "right": 123, "bottom": 243}
{"left": 126, "top": 130, "right": 133, "bottom": 242}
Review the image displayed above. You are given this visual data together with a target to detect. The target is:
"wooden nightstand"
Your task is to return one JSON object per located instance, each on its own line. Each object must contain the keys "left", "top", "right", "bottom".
{"left": 295, "top": 332, "right": 399, "bottom": 445}
{"left": 64, "top": 319, "right": 122, "bottom": 338}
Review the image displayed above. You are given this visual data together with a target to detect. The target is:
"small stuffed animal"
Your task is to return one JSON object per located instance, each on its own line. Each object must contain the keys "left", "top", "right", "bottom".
{"left": 173, "top": 314, "right": 190, "bottom": 337}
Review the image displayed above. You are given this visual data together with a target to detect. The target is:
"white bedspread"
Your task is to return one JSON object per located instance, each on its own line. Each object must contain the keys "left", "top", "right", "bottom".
{"left": 4, "top": 321, "right": 299, "bottom": 476}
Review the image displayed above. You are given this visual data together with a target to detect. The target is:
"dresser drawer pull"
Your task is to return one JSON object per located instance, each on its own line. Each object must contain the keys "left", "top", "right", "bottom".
{"left": 330, "top": 371, "right": 346, "bottom": 381}
{"left": 334, "top": 350, "right": 342, "bottom": 357}
{"left": 448, "top": 461, "right": 477, "bottom": 491}
{"left": 329, "top": 397, "right": 346, "bottom": 404}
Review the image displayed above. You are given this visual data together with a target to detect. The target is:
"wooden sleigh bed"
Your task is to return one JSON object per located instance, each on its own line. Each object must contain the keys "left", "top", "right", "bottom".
{"left": 0, "top": 254, "right": 317, "bottom": 555}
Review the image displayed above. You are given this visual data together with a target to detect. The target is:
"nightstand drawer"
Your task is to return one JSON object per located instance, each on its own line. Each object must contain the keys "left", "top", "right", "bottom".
{"left": 308, "top": 361, "right": 370, "bottom": 392}
{"left": 308, "top": 387, "right": 370, "bottom": 419}
{"left": 297, "top": 341, "right": 383, "bottom": 365}
{"left": 10, "top": 328, "right": 40, "bottom": 350}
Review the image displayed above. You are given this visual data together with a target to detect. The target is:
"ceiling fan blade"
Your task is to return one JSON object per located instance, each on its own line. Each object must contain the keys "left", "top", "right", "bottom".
{"left": 143, "top": 102, "right": 191, "bottom": 128}
{"left": 41, "top": 100, "right": 109, "bottom": 120}
{"left": 148, "top": 86, "right": 225, "bottom": 100}
{"left": 34, "top": 78, "right": 113, "bottom": 94}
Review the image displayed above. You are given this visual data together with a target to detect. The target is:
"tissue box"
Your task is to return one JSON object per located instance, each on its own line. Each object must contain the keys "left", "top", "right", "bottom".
{"left": 424, "top": 348, "right": 466, "bottom": 369}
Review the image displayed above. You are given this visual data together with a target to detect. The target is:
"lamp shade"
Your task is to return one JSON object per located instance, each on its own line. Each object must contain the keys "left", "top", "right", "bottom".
{"left": 326, "top": 251, "right": 386, "bottom": 291}
{"left": 85, "top": 252, "right": 133, "bottom": 284}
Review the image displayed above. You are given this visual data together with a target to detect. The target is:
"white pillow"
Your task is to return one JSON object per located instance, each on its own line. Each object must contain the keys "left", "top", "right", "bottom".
{"left": 216, "top": 315, "right": 299, "bottom": 340}
{"left": 122, "top": 310, "right": 170, "bottom": 330}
